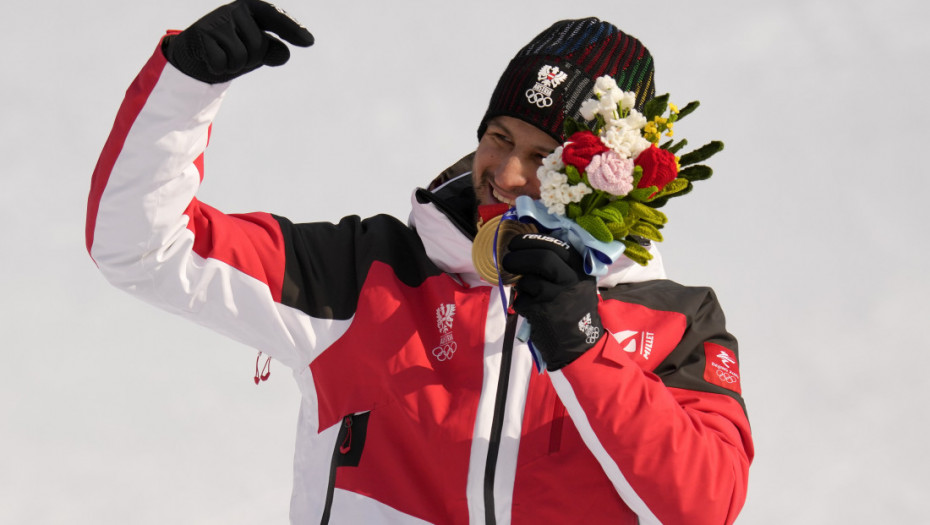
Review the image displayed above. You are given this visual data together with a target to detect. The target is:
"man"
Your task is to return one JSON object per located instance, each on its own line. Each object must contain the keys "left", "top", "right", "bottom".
{"left": 86, "top": 1, "right": 753, "bottom": 523}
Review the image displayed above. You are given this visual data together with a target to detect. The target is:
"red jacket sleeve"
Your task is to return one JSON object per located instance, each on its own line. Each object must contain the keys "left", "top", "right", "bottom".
{"left": 548, "top": 280, "right": 752, "bottom": 525}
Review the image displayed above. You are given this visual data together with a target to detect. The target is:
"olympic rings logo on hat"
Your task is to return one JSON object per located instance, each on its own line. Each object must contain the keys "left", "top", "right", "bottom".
{"left": 525, "top": 89, "right": 553, "bottom": 108}
{"left": 525, "top": 65, "right": 567, "bottom": 109}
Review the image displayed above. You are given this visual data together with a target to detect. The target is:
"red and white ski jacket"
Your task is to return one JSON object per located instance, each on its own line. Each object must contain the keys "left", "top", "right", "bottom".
{"left": 86, "top": 40, "right": 753, "bottom": 525}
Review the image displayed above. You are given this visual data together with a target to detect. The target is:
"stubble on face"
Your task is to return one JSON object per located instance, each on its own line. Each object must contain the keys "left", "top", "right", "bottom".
{"left": 471, "top": 116, "right": 559, "bottom": 214}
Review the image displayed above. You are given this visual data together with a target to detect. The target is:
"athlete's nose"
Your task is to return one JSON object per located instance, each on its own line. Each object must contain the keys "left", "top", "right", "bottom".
{"left": 494, "top": 154, "right": 531, "bottom": 191}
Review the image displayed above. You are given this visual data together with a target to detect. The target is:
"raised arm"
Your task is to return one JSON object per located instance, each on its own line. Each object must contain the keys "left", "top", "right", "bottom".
{"left": 85, "top": 1, "right": 316, "bottom": 370}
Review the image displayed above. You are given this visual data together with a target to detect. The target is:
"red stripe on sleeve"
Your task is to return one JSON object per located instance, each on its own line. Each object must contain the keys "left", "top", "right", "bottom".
{"left": 85, "top": 34, "right": 177, "bottom": 258}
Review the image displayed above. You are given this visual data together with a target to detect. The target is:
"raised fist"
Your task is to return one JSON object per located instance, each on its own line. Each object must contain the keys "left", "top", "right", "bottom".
{"left": 162, "top": 0, "right": 314, "bottom": 84}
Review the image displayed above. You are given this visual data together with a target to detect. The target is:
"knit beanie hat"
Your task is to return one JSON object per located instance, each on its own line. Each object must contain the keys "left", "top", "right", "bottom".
{"left": 478, "top": 18, "right": 655, "bottom": 144}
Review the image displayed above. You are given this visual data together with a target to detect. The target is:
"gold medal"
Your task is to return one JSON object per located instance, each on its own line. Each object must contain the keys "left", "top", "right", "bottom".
{"left": 471, "top": 215, "right": 538, "bottom": 285}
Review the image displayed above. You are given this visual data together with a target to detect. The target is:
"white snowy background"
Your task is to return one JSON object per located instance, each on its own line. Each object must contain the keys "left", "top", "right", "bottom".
{"left": 2, "top": 0, "right": 927, "bottom": 523}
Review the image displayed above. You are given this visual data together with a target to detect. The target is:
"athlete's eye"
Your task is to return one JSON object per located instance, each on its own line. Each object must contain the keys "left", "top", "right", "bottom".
{"left": 491, "top": 132, "right": 511, "bottom": 144}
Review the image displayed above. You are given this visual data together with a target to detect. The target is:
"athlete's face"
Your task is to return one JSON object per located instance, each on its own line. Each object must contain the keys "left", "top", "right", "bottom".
{"left": 472, "top": 116, "right": 560, "bottom": 207}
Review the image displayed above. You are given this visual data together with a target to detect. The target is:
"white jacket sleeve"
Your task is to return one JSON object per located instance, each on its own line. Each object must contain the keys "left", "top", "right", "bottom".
{"left": 86, "top": 40, "right": 340, "bottom": 373}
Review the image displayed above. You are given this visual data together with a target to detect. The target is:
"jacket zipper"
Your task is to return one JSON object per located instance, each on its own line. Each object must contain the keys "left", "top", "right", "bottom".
{"left": 320, "top": 299, "right": 516, "bottom": 524}
{"left": 483, "top": 310, "right": 518, "bottom": 525}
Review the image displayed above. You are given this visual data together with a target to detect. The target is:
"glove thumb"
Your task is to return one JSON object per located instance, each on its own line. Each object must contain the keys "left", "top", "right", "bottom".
{"left": 262, "top": 36, "right": 291, "bottom": 67}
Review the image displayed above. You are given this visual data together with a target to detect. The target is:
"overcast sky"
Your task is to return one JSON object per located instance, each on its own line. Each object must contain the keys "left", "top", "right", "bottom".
{"left": 2, "top": 0, "right": 928, "bottom": 523}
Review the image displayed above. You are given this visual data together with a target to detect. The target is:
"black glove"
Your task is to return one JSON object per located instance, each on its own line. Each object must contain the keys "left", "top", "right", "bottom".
{"left": 502, "top": 233, "right": 603, "bottom": 371}
{"left": 162, "top": 0, "right": 314, "bottom": 84}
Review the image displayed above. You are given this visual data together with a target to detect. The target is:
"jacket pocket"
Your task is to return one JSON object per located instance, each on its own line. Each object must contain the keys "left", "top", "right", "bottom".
{"left": 335, "top": 411, "right": 370, "bottom": 466}
{"left": 321, "top": 411, "right": 371, "bottom": 524}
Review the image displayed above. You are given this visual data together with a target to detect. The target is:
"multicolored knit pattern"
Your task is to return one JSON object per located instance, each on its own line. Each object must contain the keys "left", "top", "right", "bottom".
{"left": 478, "top": 18, "right": 655, "bottom": 144}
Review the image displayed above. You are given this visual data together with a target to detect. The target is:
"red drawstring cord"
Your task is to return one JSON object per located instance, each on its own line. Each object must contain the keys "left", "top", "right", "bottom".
{"left": 254, "top": 352, "right": 271, "bottom": 385}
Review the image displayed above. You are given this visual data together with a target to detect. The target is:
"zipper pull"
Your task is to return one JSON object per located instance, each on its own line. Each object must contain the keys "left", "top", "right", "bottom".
{"left": 339, "top": 415, "right": 353, "bottom": 454}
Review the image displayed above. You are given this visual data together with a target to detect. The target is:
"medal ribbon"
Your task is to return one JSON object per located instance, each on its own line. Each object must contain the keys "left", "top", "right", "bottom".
{"left": 491, "top": 208, "right": 546, "bottom": 372}
{"left": 513, "top": 196, "right": 626, "bottom": 276}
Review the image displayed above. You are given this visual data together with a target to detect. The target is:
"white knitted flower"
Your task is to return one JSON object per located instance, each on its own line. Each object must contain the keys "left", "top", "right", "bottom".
{"left": 567, "top": 182, "right": 593, "bottom": 201}
{"left": 538, "top": 168, "right": 591, "bottom": 216}
{"left": 540, "top": 186, "right": 566, "bottom": 215}
{"left": 593, "top": 76, "right": 620, "bottom": 97}
{"left": 541, "top": 146, "right": 564, "bottom": 172}
{"left": 624, "top": 109, "right": 647, "bottom": 129}
{"left": 629, "top": 134, "right": 651, "bottom": 158}
{"left": 619, "top": 91, "right": 637, "bottom": 111}
{"left": 579, "top": 99, "right": 600, "bottom": 121}
{"left": 600, "top": 127, "right": 637, "bottom": 158}
{"left": 598, "top": 95, "right": 619, "bottom": 119}
{"left": 606, "top": 86, "right": 624, "bottom": 105}
{"left": 538, "top": 168, "right": 568, "bottom": 190}
{"left": 547, "top": 202, "right": 567, "bottom": 216}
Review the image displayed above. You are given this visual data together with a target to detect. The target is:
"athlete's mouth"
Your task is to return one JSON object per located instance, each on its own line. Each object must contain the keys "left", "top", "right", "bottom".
{"left": 492, "top": 187, "right": 516, "bottom": 206}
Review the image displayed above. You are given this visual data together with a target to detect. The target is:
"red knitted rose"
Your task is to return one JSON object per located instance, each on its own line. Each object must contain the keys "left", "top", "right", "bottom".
{"left": 634, "top": 144, "right": 678, "bottom": 194}
{"left": 561, "top": 131, "right": 609, "bottom": 171}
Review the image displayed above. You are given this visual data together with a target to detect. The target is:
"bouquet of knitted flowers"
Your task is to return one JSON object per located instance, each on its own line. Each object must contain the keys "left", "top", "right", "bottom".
{"left": 533, "top": 75, "right": 723, "bottom": 265}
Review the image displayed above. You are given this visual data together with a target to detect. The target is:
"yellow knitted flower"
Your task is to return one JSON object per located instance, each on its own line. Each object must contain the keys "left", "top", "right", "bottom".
{"left": 643, "top": 122, "right": 660, "bottom": 143}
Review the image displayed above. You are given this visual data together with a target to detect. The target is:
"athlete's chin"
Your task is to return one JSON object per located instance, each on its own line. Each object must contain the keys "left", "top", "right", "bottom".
{"left": 473, "top": 180, "right": 496, "bottom": 207}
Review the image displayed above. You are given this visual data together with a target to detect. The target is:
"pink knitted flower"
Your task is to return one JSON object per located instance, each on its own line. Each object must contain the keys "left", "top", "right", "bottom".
{"left": 586, "top": 150, "right": 634, "bottom": 196}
